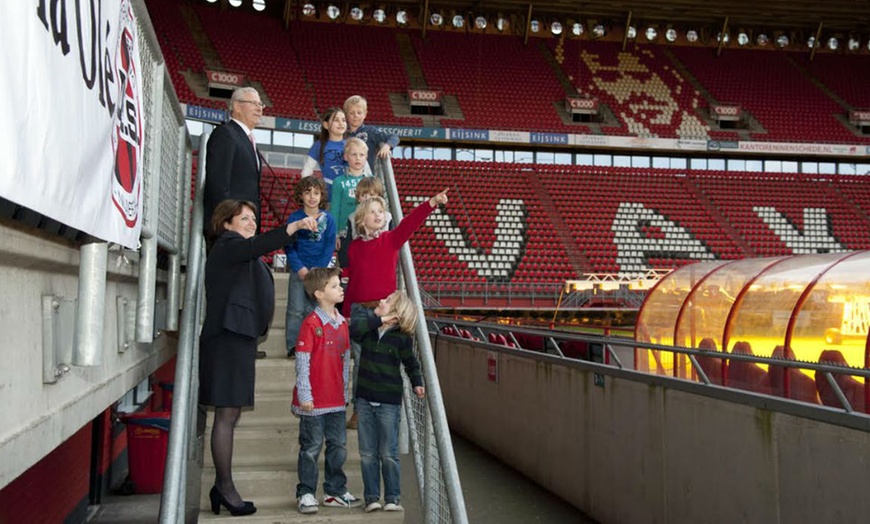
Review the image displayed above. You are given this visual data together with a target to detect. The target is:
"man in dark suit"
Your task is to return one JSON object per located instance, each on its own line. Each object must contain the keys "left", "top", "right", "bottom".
{"left": 204, "top": 87, "right": 267, "bottom": 357}
{"left": 204, "top": 87, "right": 264, "bottom": 233}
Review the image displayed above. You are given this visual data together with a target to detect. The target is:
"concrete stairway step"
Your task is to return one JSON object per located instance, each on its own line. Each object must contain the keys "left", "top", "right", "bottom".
{"left": 202, "top": 425, "right": 297, "bottom": 468}
{"left": 198, "top": 504, "right": 404, "bottom": 523}
{"left": 199, "top": 465, "right": 367, "bottom": 512}
{"left": 205, "top": 392, "right": 295, "bottom": 428}
{"left": 259, "top": 327, "right": 291, "bottom": 358}
{"left": 254, "top": 356, "right": 296, "bottom": 392}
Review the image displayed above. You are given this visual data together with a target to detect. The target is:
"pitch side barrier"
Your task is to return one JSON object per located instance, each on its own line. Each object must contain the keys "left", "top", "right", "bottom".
{"left": 428, "top": 319, "right": 870, "bottom": 523}
{"left": 430, "top": 318, "right": 870, "bottom": 413}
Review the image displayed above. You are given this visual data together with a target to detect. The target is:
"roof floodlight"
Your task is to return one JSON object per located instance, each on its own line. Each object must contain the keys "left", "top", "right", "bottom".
{"left": 228, "top": 0, "right": 242, "bottom": 6}
{"left": 395, "top": 10, "right": 407, "bottom": 24}
{"left": 592, "top": 24, "right": 605, "bottom": 37}
{"left": 717, "top": 32, "right": 729, "bottom": 43}
{"left": 206, "top": 0, "right": 218, "bottom": 3}
{"left": 686, "top": 30, "right": 698, "bottom": 42}
{"left": 806, "top": 36, "right": 816, "bottom": 48}
{"left": 452, "top": 15, "right": 464, "bottom": 28}
{"left": 848, "top": 38, "right": 860, "bottom": 51}
{"left": 326, "top": 4, "right": 340, "bottom": 19}
{"left": 551, "top": 21, "right": 563, "bottom": 35}
{"left": 530, "top": 19, "right": 540, "bottom": 33}
{"left": 827, "top": 37, "right": 839, "bottom": 50}
{"left": 665, "top": 28, "right": 677, "bottom": 42}
{"left": 350, "top": 7, "right": 363, "bottom": 20}
{"left": 776, "top": 34, "right": 789, "bottom": 48}
{"left": 757, "top": 33, "right": 769, "bottom": 46}
{"left": 737, "top": 32, "right": 749, "bottom": 46}
{"left": 302, "top": 3, "right": 316, "bottom": 16}
{"left": 430, "top": 13, "right": 443, "bottom": 26}
{"left": 252, "top": 0, "right": 266, "bottom": 11}
{"left": 572, "top": 23, "right": 584, "bottom": 36}
{"left": 475, "top": 16, "right": 487, "bottom": 29}
{"left": 645, "top": 27, "right": 657, "bottom": 41}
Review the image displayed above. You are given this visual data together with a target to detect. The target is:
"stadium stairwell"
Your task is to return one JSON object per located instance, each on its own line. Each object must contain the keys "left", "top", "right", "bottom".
{"left": 396, "top": 33, "right": 428, "bottom": 90}
{"left": 525, "top": 168, "right": 590, "bottom": 275}
{"left": 676, "top": 175, "right": 755, "bottom": 256}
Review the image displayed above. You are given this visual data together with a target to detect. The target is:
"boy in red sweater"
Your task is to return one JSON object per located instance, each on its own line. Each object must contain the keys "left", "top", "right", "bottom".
{"left": 292, "top": 267, "right": 362, "bottom": 514}
{"left": 342, "top": 188, "right": 449, "bottom": 317}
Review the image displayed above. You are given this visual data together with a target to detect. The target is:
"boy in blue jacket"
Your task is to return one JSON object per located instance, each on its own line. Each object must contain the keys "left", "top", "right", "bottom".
{"left": 285, "top": 177, "right": 336, "bottom": 358}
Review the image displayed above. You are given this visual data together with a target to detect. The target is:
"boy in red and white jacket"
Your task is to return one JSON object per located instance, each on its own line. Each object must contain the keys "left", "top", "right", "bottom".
{"left": 292, "top": 267, "right": 362, "bottom": 514}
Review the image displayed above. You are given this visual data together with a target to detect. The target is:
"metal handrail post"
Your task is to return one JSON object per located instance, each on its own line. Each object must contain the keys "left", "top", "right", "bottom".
{"left": 382, "top": 158, "right": 468, "bottom": 524}
{"left": 159, "top": 128, "right": 210, "bottom": 523}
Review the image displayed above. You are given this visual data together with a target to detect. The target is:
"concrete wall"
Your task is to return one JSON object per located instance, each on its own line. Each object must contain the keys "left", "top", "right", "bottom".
{"left": 0, "top": 222, "right": 175, "bottom": 489}
{"left": 435, "top": 335, "right": 870, "bottom": 523}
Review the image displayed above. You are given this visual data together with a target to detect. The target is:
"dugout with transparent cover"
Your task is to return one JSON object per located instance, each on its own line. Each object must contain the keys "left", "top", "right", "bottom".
{"left": 635, "top": 251, "right": 870, "bottom": 379}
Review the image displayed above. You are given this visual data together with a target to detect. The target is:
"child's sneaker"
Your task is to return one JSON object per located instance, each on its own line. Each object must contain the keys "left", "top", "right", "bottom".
{"left": 297, "top": 493, "right": 318, "bottom": 514}
{"left": 364, "top": 501, "right": 382, "bottom": 512}
{"left": 383, "top": 502, "right": 404, "bottom": 512}
{"left": 323, "top": 491, "right": 363, "bottom": 508}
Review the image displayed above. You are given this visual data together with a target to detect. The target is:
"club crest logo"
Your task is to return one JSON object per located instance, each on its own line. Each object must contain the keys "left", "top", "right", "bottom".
{"left": 111, "top": 0, "right": 143, "bottom": 228}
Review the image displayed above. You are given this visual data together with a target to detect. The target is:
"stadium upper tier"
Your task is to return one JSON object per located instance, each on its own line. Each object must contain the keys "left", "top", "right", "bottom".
{"left": 149, "top": 2, "right": 870, "bottom": 144}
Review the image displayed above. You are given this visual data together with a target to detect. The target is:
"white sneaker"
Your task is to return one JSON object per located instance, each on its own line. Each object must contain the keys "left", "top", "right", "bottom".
{"left": 323, "top": 491, "right": 363, "bottom": 508}
{"left": 297, "top": 493, "right": 318, "bottom": 514}
{"left": 384, "top": 502, "right": 404, "bottom": 512}
{"left": 364, "top": 501, "right": 382, "bottom": 512}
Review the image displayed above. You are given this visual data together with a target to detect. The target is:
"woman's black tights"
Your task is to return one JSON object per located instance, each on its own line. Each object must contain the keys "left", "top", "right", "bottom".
{"left": 211, "top": 406, "right": 243, "bottom": 506}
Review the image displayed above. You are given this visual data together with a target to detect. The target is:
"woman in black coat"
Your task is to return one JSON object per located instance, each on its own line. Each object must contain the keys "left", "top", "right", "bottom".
{"left": 200, "top": 199, "right": 317, "bottom": 516}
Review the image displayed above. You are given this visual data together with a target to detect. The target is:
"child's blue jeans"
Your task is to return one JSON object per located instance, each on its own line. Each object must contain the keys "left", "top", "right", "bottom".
{"left": 285, "top": 271, "right": 314, "bottom": 354}
{"left": 296, "top": 411, "right": 348, "bottom": 498}
{"left": 356, "top": 398, "right": 401, "bottom": 504}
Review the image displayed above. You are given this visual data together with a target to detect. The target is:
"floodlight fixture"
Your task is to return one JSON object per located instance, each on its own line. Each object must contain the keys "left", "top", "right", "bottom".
{"left": 757, "top": 33, "right": 769, "bottom": 46}
{"left": 326, "top": 4, "right": 340, "bottom": 19}
{"left": 350, "top": 7, "right": 363, "bottom": 20}
{"left": 686, "top": 30, "right": 698, "bottom": 42}
{"left": 776, "top": 34, "right": 789, "bottom": 48}
{"left": 592, "top": 24, "right": 605, "bottom": 38}
{"left": 252, "top": 0, "right": 265, "bottom": 11}
{"left": 645, "top": 27, "right": 657, "bottom": 41}
{"left": 848, "top": 37, "right": 860, "bottom": 51}
{"left": 737, "top": 32, "right": 749, "bottom": 46}
{"left": 530, "top": 19, "right": 540, "bottom": 33}
{"left": 626, "top": 26, "right": 637, "bottom": 39}
{"left": 665, "top": 28, "right": 677, "bottom": 42}
{"left": 302, "top": 3, "right": 315, "bottom": 16}
{"left": 430, "top": 13, "right": 443, "bottom": 26}
{"left": 475, "top": 16, "right": 487, "bottom": 29}
{"left": 228, "top": 0, "right": 241, "bottom": 6}
{"left": 572, "top": 23, "right": 584, "bottom": 36}
{"left": 496, "top": 16, "right": 506, "bottom": 32}
{"left": 806, "top": 36, "right": 816, "bottom": 49}
{"left": 717, "top": 32, "right": 729, "bottom": 43}
{"left": 551, "top": 21, "right": 563, "bottom": 35}
{"left": 827, "top": 37, "right": 839, "bottom": 50}
{"left": 395, "top": 10, "right": 407, "bottom": 25}
{"left": 867, "top": 39, "right": 870, "bottom": 51}
{"left": 206, "top": 0, "right": 218, "bottom": 3}
{"left": 452, "top": 15, "right": 464, "bottom": 28}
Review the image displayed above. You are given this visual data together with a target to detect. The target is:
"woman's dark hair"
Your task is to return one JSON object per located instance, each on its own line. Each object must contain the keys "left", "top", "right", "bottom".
{"left": 316, "top": 107, "right": 345, "bottom": 165}
{"left": 211, "top": 199, "right": 257, "bottom": 237}
{"left": 293, "top": 176, "right": 329, "bottom": 210}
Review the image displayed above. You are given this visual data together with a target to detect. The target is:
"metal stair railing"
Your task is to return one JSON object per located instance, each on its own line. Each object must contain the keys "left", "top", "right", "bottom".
{"left": 159, "top": 127, "right": 210, "bottom": 523}
{"left": 380, "top": 157, "right": 469, "bottom": 524}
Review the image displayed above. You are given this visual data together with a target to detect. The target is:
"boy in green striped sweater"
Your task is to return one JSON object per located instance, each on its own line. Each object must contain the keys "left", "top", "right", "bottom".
{"left": 349, "top": 291, "right": 425, "bottom": 512}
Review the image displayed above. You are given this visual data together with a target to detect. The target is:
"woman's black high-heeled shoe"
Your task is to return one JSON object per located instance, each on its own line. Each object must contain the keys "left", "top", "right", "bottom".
{"left": 209, "top": 486, "right": 257, "bottom": 516}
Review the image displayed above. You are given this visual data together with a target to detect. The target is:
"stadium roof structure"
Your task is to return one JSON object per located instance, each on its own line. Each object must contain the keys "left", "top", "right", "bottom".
{"left": 249, "top": 0, "right": 870, "bottom": 33}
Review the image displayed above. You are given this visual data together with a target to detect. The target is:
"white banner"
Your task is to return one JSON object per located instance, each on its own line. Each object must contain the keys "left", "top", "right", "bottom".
{"left": 0, "top": 0, "right": 145, "bottom": 248}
